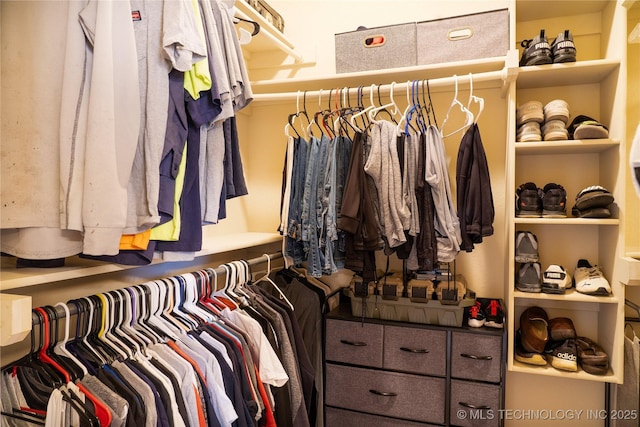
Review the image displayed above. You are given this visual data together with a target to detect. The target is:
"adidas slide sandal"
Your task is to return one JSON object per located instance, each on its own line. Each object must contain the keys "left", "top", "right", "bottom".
{"left": 568, "top": 115, "right": 609, "bottom": 140}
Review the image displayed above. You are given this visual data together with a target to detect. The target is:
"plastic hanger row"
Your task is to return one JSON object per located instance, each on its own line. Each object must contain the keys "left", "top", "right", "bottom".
{"left": 4, "top": 254, "right": 291, "bottom": 374}
{"left": 285, "top": 73, "right": 485, "bottom": 140}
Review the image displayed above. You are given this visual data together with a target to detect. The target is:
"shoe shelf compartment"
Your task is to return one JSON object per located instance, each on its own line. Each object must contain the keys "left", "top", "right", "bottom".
{"left": 509, "top": 299, "right": 622, "bottom": 383}
{"left": 507, "top": 0, "right": 626, "bottom": 384}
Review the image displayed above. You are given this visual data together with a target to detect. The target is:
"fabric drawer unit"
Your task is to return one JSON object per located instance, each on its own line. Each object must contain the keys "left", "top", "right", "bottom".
{"left": 326, "top": 407, "right": 438, "bottom": 427}
{"left": 383, "top": 325, "right": 447, "bottom": 376}
{"left": 325, "top": 318, "right": 384, "bottom": 367}
{"left": 416, "top": 9, "right": 509, "bottom": 66}
{"left": 325, "top": 364, "right": 446, "bottom": 424}
{"left": 335, "top": 22, "right": 417, "bottom": 73}
{"left": 451, "top": 331, "right": 503, "bottom": 383}
{"left": 450, "top": 380, "right": 502, "bottom": 427}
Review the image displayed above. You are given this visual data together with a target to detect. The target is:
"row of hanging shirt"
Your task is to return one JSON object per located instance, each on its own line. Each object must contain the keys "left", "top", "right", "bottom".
{"left": 1, "top": 0, "right": 254, "bottom": 266}
{"left": 0, "top": 259, "right": 327, "bottom": 427}
{"left": 279, "top": 76, "right": 495, "bottom": 282}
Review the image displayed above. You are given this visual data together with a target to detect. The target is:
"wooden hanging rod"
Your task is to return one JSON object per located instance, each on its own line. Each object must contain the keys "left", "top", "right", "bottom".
{"left": 29, "top": 251, "right": 283, "bottom": 327}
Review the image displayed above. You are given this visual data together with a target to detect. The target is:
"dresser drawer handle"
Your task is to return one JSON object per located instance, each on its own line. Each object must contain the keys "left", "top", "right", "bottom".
{"left": 400, "top": 347, "right": 429, "bottom": 354}
{"left": 340, "top": 339, "right": 367, "bottom": 346}
{"left": 369, "top": 389, "right": 398, "bottom": 397}
{"left": 460, "top": 353, "right": 492, "bottom": 361}
{"left": 459, "top": 401, "right": 491, "bottom": 410}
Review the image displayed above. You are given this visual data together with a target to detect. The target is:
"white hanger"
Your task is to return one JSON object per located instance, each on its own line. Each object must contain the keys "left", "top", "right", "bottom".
{"left": 440, "top": 75, "right": 474, "bottom": 137}
{"left": 130, "top": 285, "right": 164, "bottom": 344}
{"left": 396, "top": 80, "right": 416, "bottom": 136}
{"left": 170, "top": 276, "right": 200, "bottom": 330}
{"left": 253, "top": 254, "right": 295, "bottom": 311}
{"left": 368, "top": 81, "right": 400, "bottom": 122}
{"left": 146, "top": 281, "right": 181, "bottom": 340}
{"left": 53, "top": 302, "right": 89, "bottom": 377}
{"left": 466, "top": 73, "right": 484, "bottom": 124}
{"left": 182, "top": 272, "right": 215, "bottom": 323}
{"left": 307, "top": 89, "right": 324, "bottom": 137}
{"left": 100, "top": 292, "right": 134, "bottom": 359}
{"left": 117, "top": 288, "right": 153, "bottom": 348}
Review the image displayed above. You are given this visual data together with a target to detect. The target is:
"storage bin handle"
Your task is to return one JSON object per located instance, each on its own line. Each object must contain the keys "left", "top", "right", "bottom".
{"left": 340, "top": 339, "right": 367, "bottom": 346}
{"left": 369, "top": 389, "right": 398, "bottom": 397}
{"left": 363, "top": 35, "right": 386, "bottom": 48}
{"left": 459, "top": 402, "right": 491, "bottom": 410}
{"left": 400, "top": 346, "right": 430, "bottom": 354}
{"left": 448, "top": 27, "right": 473, "bottom": 41}
{"left": 460, "top": 353, "right": 492, "bottom": 360}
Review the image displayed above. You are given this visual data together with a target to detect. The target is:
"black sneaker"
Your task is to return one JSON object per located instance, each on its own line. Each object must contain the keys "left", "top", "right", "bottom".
{"left": 520, "top": 29, "right": 553, "bottom": 67}
{"left": 541, "top": 183, "right": 567, "bottom": 217}
{"left": 483, "top": 299, "right": 504, "bottom": 329}
{"left": 516, "top": 182, "right": 542, "bottom": 217}
{"left": 551, "top": 30, "right": 577, "bottom": 63}
{"left": 467, "top": 301, "right": 486, "bottom": 328}
{"left": 545, "top": 338, "right": 578, "bottom": 372}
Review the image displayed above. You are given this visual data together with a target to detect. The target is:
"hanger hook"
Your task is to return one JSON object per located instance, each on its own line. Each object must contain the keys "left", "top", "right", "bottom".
{"left": 263, "top": 253, "right": 272, "bottom": 275}
{"left": 453, "top": 74, "right": 459, "bottom": 99}
{"left": 211, "top": 267, "right": 218, "bottom": 293}
{"left": 296, "top": 90, "right": 301, "bottom": 113}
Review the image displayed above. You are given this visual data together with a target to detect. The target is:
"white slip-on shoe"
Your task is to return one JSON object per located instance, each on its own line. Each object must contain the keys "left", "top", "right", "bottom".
{"left": 516, "top": 100, "right": 544, "bottom": 127}
{"left": 542, "top": 119, "right": 569, "bottom": 141}
{"left": 544, "top": 99, "right": 570, "bottom": 124}
{"left": 517, "top": 122, "right": 542, "bottom": 142}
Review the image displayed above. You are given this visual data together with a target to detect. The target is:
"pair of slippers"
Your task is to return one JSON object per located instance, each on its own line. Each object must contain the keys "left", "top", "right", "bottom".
{"left": 576, "top": 336, "right": 609, "bottom": 375}
{"left": 569, "top": 115, "right": 609, "bottom": 140}
{"left": 572, "top": 185, "right": 614, "bottom": 218}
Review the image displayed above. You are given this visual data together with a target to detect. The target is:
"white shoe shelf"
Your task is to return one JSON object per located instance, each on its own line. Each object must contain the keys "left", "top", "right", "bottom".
{"left": 506, "top": 0, "right": 628, "bottom": 384}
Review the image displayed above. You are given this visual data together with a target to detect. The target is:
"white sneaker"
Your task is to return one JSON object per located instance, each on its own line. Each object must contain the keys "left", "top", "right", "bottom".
{"left": 516, "top": 100, "right": 544, "bottom": 126}
{"left": 544, "top": 99, "right": 570, "bottom": 124}
{"left": 517, "top": 122, "right": 542, "bottom": 142}
{"left": 542, "top": 265, "right": 571, "bottom": 294}
{"left": 574, "top": 259, "right": 611, "bottom": 296}
{"left": 542, "top": 119, "right": 569, "bottom": 141}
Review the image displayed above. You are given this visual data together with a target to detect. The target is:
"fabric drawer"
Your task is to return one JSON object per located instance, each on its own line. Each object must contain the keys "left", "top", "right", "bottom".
{"left": 326, "top": 407, "right": 436, "bottom": 427}
{"left": 335, "top": 22, "right": 417, "bottom": 73}
{"left": 416, "top": 9, "right": 509, "bottom": 66}
{"left": 383, "top": 325, "right": 447, "bottom": 376}
{"left": 325, "top": 319, "right": 384, "bottom": 367}
{"left": 325, "top": 364, "right": 445, "bottom": 424}
{"left": 451, "top": 332, "right": 502, "bottom": 383}
{"left": 450, "top": 380, "right": 501, "bottom": 427}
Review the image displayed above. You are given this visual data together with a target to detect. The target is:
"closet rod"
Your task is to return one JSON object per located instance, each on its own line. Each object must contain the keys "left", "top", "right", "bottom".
{"left": 29, "top": 251, "right": 283, "bottom": 327}
{"left": 251, "top": 68, "right": 508, "bottom": 103}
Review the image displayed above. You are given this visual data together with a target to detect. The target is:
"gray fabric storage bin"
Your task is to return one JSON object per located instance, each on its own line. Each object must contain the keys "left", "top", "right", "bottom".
{"left": 335, "top": 23, "right": 417, "bottom": 73}
{"left": 416, "top": 9, "right": 509, "bottom": 65}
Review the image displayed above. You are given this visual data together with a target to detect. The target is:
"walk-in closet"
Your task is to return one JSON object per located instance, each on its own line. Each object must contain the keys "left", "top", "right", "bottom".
{"left": 1, "top": 1, "right": 639, "bottom": 426}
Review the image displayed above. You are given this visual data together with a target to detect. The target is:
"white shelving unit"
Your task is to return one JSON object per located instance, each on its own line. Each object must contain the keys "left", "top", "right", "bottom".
{"left": 506, "top": 0, "right": 627, "bottom": 384}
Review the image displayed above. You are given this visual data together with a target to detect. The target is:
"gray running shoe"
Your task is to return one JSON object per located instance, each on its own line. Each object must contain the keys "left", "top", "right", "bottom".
{"left": 517, "top": 262, "right": 542, "bottom": 293}
{"left": 515, "top": 231, "right": 539, "bottom": 263}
